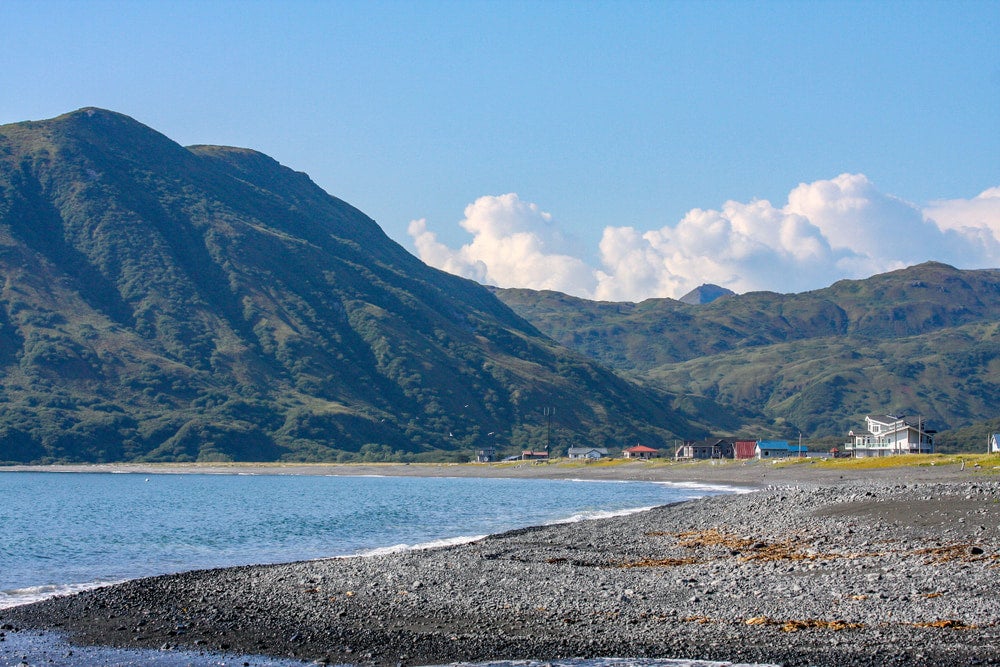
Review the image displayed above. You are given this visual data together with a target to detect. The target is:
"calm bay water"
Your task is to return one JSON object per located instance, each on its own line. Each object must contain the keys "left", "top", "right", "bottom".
{"left": 0, "top": 471, "right": 735, "bottom": 608}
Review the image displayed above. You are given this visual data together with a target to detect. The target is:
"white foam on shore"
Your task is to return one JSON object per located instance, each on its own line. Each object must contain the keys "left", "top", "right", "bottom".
{"left": 336, "top": 480, "right": 748, "bottom": 559}
{"left": 658, "top": 480, "right": 757, "bottom": 494}
{"left": 0, "top": 580, "right": 120, "bottom": 610}
{"left": 562, "top": 477, "right": 754, "bottom": 496}
{"left": 347, "top": 533, "right": 490, "bottom": 558}
{"left": 548, "top": 504, "right": 659, "bottom": 524}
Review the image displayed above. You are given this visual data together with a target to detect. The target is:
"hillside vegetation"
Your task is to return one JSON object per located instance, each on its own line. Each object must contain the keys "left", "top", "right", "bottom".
{"left": 1, "top": 109, "right": 994, "bottom": 463}
{"left": 495, "top": 263, "right": 1000, "bottom": 446}
{"left": 0, "top": 108, "right": 709, "bottom": 464}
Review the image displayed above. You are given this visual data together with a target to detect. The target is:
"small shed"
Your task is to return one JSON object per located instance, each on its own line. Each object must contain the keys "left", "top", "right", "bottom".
{"left": 567, "top": 447, "right": 609, "bottom": 460}
{"left": 734, "top": 440, "right": 758, "bottom": 460}
{"left": 521, "top": 450, "right": 549, "bottom": 461}
{"left": 624, "top": 445, "right": 660, "bottom": 460}
{"left": 755, "top": 440, "right": 789, "bottom": 459}
{"left": 991, "top": 434, "right": 1000, "bottom": 453}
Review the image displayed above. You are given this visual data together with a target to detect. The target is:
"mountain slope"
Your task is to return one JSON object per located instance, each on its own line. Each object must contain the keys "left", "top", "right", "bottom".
{"left": 0, "top": 108, "right": 702, "bottom": 464}
{"left": 494, "top": 263, "right": 1000, "bottom": 438}
{"left": 643, "top": 321, "right": 1000, "bottom": 436}
{"left": 495, "top": 263, "right": 1000, "bottom": 371}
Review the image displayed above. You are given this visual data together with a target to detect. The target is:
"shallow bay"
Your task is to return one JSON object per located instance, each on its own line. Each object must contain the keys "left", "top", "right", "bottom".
{"left": 1, "top": 471, "right": 727, "bottom": 608}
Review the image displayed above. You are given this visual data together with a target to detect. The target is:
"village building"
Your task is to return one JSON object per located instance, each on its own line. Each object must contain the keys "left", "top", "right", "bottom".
{"left": 567, "top": 447, "right": 609, "bottom": 460}
{"left": 520, "top": 450, "right": 549, "bottom": 461}
{"left": 755, "top": 440, "right": 790, "bottom": 459}
{"left": 623, "top": 444, "right": 660, "bottom": 459}
{"left": 990, "top": 433, "right": 1000, "bottom": 453}
{"left": 845, "top": 414, "right": 934, "bottom": 457}
{"left": 734, "top": 440, "right": 758, "bottom": 460}
{"left": 674, "top": 438, "right": 734, "bottom": 460}
{"left": 476, "top": 448, "right": 497, "bottom": 463}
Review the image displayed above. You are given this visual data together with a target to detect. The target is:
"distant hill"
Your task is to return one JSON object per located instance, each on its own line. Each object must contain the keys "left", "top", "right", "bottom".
{"left": 494, "top": 263, "right": 1000, "bottom": 444}
{"left": 678, "top": 284, "right": 734, "bottom": 305}
{"left": 0, "top": 108, "right": 707, "bottom": 464}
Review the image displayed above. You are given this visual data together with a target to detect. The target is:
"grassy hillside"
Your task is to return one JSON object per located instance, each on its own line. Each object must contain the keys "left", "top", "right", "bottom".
{"left": 642, "top": 322, "right": 999, "bottom": 437}
{"left": 0, "top": 108, "right": 707, "bottom": 464}
{"left": 495, "top": 263, "right": 1000, "bottom": 444}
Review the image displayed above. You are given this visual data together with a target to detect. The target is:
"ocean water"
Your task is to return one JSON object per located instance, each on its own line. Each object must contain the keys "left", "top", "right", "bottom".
{"left": 0, "top": 471, "right": 738, "bottom": 608}
{"left": 0, "top": 472, "right": 769, "bottom": 667}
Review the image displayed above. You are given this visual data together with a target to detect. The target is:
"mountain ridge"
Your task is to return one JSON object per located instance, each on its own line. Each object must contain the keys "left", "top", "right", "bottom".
{"left": 493, "top": 262, "right": 1000, "bottom": 442}
{"left": 0, "top": 108, "right": 705, "bottom": 464}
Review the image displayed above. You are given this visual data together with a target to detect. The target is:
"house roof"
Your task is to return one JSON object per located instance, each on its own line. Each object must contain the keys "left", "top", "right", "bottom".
{"left": 568, "top": 447, "right": 608, "bottom": 454}
{"left": 690, "top": 438, "right": 731, "bottom": 447}
{"left": 625, "top": 445, "right": 659, "bottom": 453}
{"left": 870, "top": 415, "right": 932, "bottom": 433}
{"left": 757, "top": 440, "right": 789, "bottom": 450}
{"left": 868, "top": 414, "right": 903, "bottom": 425}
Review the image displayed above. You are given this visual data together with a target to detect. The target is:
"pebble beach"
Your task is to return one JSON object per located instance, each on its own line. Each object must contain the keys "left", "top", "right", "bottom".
{"left": 2, "top": 460, "right": 998, "bottom": 666}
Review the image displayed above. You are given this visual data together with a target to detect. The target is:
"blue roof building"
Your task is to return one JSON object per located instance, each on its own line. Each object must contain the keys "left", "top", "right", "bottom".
{"left": 756, "top": 440, "right": 789, "bottom": 459}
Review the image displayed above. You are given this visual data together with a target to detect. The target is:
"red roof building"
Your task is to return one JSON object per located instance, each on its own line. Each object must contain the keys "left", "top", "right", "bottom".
{"left": 623, "top": 445, "right": 660, "bottom": 459}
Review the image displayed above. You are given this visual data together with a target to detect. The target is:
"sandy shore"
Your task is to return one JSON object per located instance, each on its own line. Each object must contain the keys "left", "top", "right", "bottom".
{"left": 3, "top": 460, "right": 999, "bottom": 666}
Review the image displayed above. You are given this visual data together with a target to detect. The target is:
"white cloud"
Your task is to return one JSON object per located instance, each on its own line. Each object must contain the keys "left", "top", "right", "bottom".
{"left": 923, "top": 187, "right": 1000, "bottom": 259}
{"left": 408, "top": 194, "right": 596, "bottom": 295}
{"left": 593, "top": 200, "right": 847, "bottom": 300}
{"left": 925, "top": 186, "right": 1000, "bottom": 233}
{"left": 408, "top": 176, "right": 1000, "bottom": 301}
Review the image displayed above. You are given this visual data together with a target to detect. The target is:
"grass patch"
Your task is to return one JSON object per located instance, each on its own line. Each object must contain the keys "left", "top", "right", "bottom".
{"left": 786, "top": 453, "right": 1000, "bottom": 471}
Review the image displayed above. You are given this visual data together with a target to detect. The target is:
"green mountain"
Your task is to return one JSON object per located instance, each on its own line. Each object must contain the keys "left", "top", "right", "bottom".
{"left": 493, "top": 263, "right": 1000, "bottom": 444}
{"left": 0, "top": 108, "right": 704, "bottom": 464}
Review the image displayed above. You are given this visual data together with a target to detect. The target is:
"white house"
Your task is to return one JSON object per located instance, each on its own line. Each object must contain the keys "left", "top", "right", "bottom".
{"left": 755, "top": 440, "right": 789, "bottom": 459}
{"left": 567, "top": 447, "right": 609, "bottom": 460}
{"left": 846, "top": 415, "right": 934, "bottom": 457}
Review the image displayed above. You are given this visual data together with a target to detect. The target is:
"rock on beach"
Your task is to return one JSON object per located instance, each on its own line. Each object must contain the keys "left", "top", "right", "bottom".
{"left": 2, "top": 469, "right": 999, "bottom": 666}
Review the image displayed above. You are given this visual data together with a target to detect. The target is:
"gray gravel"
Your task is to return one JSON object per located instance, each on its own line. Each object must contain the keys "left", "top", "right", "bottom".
{"left": 3, "top": 479, "right": 999, "bottom": 666}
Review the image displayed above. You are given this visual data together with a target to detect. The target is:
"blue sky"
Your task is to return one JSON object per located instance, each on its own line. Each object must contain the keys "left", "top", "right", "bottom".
{"left": 3, "top": 0, "right": 998, "bottom": 299}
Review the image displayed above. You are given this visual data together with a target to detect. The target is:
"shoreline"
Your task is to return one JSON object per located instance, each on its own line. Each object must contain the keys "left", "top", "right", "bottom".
{"left": 3, "top": 463, "right": 999, "bottom": 666}
{"left": 1, "top": 454, "right": 990, "bottom": 487}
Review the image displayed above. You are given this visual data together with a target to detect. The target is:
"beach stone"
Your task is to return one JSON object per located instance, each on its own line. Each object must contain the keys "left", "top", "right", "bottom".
{"left": 3, "top": 476, "right": 999, "bottom": 666}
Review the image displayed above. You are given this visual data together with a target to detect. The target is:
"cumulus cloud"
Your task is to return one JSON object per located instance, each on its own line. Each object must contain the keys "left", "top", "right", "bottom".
{"left": 408, "top": 193, "right": 596, "bottom": 295}
{"left": 591, "top": 200, "right": 845, "bottom": 300}
{"left": 408, "top": 176, "right": 1000, "bottom": 301}
{"left": 923, "top": 187, "right": 1000, "bottom": 259}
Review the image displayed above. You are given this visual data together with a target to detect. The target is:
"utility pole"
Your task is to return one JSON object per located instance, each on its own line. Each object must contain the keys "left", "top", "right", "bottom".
{"left": 543, "top": 406, "right": 554, "bottom": 453}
